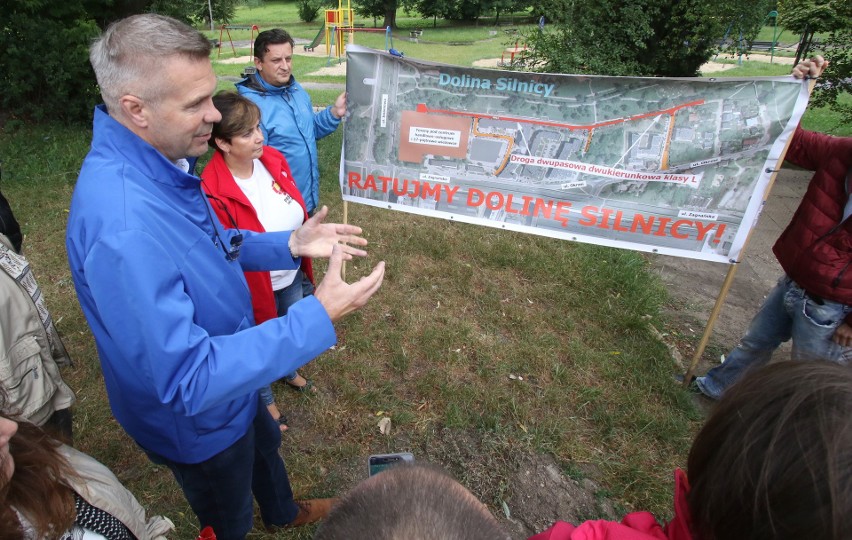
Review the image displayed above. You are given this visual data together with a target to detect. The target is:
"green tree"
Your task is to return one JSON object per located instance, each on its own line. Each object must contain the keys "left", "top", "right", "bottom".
{"left": 812, "top": 28, "right": 852, "bottom": 124}
{"left": 1, "top": 0, "right": 100, "bottom": 123}
{"left": 778, "top": 0, "right": 852, "bottom": 125}
{"left": 356, "top": 0, "right": 402, "bottom": 28}
{"left": 520, "top": 0, "right": 774, "bottom": 77}
{"left": 777, "top": 0, "right": 845, "bottom": 63}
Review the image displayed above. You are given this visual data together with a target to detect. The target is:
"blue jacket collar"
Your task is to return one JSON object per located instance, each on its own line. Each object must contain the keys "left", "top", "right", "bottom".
{"left": 91, "top": 104, "right": 201, "bottom": 189}
{"left": 241, "top": 73, "right": 300, "bottom": 96}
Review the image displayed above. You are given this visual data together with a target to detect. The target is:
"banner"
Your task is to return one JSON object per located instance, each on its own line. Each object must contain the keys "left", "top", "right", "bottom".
{"left": 340, "top": 44, "right": 811, "bottom": 263}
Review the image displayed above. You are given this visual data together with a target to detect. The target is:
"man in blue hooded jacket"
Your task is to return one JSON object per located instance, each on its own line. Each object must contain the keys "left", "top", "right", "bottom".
{"left": 236, "top": 28, "right": 346, "bottom": 215}
{"left": 66, "top": 14, "right": 384, "bottom": 539}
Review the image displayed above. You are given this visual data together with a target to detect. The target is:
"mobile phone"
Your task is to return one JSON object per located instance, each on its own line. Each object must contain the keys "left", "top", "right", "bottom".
{"left": 368, "top": 452, "right": 414, "bottom": 476}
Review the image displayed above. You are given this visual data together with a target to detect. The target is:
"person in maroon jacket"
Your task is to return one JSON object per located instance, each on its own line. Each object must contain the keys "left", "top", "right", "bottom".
{"left": 201, "top": 91, "right": 318, "bottom": 431}
{"left": 695, "top": 56, "right": 852, "bottom": 400}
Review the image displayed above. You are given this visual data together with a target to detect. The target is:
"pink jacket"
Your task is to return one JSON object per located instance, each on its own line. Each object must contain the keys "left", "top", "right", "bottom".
{"left": 529, "top": 470, "right": 693, "bottom": 540}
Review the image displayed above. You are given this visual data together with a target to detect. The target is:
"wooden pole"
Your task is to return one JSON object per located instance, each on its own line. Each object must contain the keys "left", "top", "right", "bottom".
{"left": 342, "top": 200, "right": 348, "bottom": 280}
{"left": 682, "top": 262, "right": 739, "bottom": 386}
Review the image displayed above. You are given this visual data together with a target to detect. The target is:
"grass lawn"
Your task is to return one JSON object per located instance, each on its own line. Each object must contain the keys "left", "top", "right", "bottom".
{"left": 1, "top": 10, "right": 848, "bottom": 539}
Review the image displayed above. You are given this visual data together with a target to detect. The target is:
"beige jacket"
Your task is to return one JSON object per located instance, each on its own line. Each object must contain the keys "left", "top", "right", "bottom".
{"left": 0, "top": 233, "right": 75, "bottom": 424}
{"left": 60, "top": 444, "right": 174, "bottom": 539}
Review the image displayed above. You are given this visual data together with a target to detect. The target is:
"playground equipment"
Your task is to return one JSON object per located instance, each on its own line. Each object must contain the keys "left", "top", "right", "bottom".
{"left": 305, "top": 22, "right": 325, "bottom": 51}
{"left": 217, "top": 24, "right": 259, "bottom": 58}
{"left": 325, "top": 0, "right": 354, "bottom": 59}
{"left": 500, "top": 39, "right": 527, "bottom": 67}
{"left": 714, "top": 11, "right": 783, "bottom": 65}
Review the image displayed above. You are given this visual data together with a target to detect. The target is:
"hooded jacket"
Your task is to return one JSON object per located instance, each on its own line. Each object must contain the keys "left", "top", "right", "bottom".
{"left": 528, "top": 470, "right": 693, "bottom": 540}
{"left": 773, "top": 127, "right": 852, "bottom": 307}
{"left": 66, "top": 105, "right": 336, "bottom": 464}
{"left": 201, "top": 146, "right": 315, "bottom": 325}
{"left": 236, "top": 73, "right": 341, "bottom": 213}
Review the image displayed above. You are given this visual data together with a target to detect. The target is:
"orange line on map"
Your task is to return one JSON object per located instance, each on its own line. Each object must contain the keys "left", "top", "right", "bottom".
{"left": 415, "top": 99, "right": 705, "bottom": 174}
{"left": 471, "top": 119, "right": 514, "bottom": 175}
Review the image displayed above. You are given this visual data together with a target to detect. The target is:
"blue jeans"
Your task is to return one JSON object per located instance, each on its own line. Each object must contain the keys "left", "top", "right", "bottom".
{"left": 144, "top": 397, "right": 298, "bottom": 539}
{"left": 696, "top": 275, "right": 851, "bottom": 399}
{"left": 258, "top": 270, "right": 315, "bottom": 406}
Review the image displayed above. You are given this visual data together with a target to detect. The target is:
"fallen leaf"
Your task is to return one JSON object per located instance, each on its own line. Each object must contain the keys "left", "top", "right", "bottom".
{"left": 378, "top": 417, "right": 392, "bottom": 435}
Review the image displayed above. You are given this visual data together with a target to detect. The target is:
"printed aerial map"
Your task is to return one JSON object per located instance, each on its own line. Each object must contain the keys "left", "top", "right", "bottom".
{"left": 341, "top": 45, "right": 810, "bottom": 262}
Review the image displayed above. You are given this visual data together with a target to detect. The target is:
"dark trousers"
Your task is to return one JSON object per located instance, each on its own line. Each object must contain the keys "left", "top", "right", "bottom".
{"left": 145, "top": 397, "right": 299, "bottom": 539}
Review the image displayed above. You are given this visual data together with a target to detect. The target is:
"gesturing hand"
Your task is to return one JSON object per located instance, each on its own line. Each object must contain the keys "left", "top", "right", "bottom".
{"left": 315, "top": 244, "right": 385, "bottom": 322}
{"left": 833, "top": 322, "right": 852, "bottom": 348}
{"left": 289, "top": 206, "right": 368, "bottom": 259}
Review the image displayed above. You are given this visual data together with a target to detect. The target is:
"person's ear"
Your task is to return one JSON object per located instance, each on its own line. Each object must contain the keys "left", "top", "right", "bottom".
{"left": 253, "top": 57, "right": 262, "bottom": 71}
{"left": 119, "top": 95, "right": 149, "bottom": 128}
{"left": 215, "top": 137, "right": 231, "bottom": 154}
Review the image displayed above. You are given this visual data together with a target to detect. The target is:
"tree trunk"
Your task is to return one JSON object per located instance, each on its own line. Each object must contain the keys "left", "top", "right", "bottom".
{"left": 382, "top": 0, "right": 397, "bottom": 28}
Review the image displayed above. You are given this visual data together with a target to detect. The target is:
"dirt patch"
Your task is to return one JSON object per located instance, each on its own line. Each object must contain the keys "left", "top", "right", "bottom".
{"left": 502, "top": 454, "right": 619, "bottom": 538}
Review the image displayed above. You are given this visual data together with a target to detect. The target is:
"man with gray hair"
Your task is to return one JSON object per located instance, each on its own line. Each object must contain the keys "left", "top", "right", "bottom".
{"left": 66, "top": 13, "right": 384, "bottom": 539}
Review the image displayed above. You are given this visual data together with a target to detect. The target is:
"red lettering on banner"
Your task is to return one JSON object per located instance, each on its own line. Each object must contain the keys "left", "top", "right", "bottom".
{"left": 612, "top": 211, "right": 629, "bottom": 232}
{"left": 631, "top": 214, "right": 654, "bottom": 235}
{"left": 578, "top": 205, "right": 598, "bottom": 227}
{"left": 671, "top": 220, "right": 691, "bottom": 239}
{"left": 348, "top": 171, "right": 363, "bottom": 188}
{"left": 597, "top": 208, "right": 615, "bottom": 230}
{"left": 520, "top": 196, "right": 535, "bottom": 217}
{"left": 486, "top": 192, "right": 503, "bottom": 211}
{"left": 445, "top": 185, "right": 460, "bottom": 204}
{"left": 713, "top": 223, "right": 726, "bottom": 244}
{"left": 361, "top": 175, "right": 377, "bottom": 191}
{"left": 695, "top": 221, "right": 715, "bottom": 240}
{"left": 555, "top": 201, "right": 572, "bottom": 227}
{"left": 653, "top": 217, "right": 672, "bottom": 237}
{"left": 533, "top": 198, "right": 554, "bottom": 219}
{"left": 505, "top": 194, "right": 520, "bottom": 214}
{"left": 420, "top": 182, "right": 441, "bottom": 200}
{"left": 468, "top": 188, "right": 484, "bottom": 206}
{"left": 392, "top": 179, "right": 409, "bottom": 196}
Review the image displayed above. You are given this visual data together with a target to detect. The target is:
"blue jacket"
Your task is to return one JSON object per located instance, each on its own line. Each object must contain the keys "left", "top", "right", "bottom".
{"left": 66, "top": 106, "right": 336, "bottom": 463}
{"left": 236, "top": 73, "right": 341, "bottom": 213}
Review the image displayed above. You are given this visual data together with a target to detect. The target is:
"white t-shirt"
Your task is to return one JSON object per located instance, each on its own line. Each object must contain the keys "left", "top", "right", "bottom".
{"left": 234, "top": 160, "right": 304, "bottom": 290}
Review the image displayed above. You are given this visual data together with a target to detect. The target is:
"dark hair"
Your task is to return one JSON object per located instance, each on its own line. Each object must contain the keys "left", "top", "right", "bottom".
{"left": 253, "top": 28, "right": 295, "bottom": 60}
{"left": 688, "top": 361, "right": 852, "bottom": 540}
{"left": 314, "top": 464, "right": 511, "bottom": 540}
{"left": 210, "top": 91, "right": 261, "bottom": 152}
{"left": 0, "top": 397, "right": 77, "bottom": 539}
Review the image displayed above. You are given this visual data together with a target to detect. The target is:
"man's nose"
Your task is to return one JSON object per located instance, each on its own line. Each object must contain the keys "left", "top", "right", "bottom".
{"left": 207, "top": 104, "right": 222, "bottom": 123}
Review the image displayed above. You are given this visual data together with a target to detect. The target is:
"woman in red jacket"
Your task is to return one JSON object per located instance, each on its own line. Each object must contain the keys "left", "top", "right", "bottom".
{"left": 201, "top": 91, "right": 317, "bottom": 431}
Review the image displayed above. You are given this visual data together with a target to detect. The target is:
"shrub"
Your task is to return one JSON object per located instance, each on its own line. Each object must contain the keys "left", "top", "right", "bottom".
{"left": 1, "top": 2, "right": 100, "bottom": 124}
{"left": 299, "top": 0, "right": 321, "bottom": 22}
